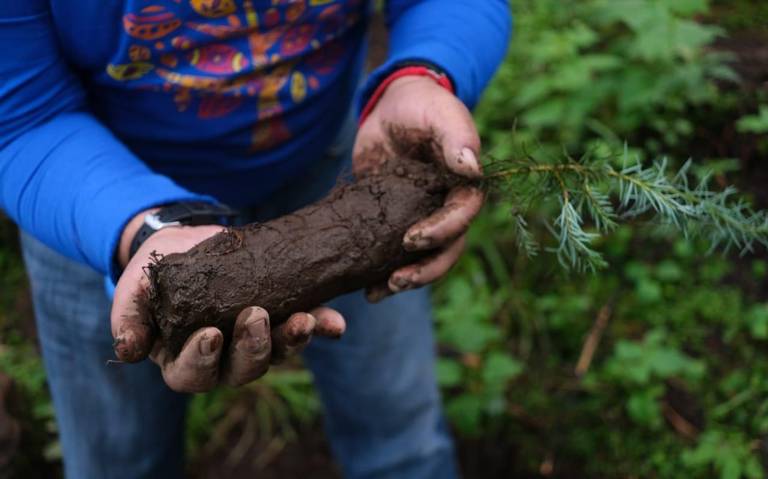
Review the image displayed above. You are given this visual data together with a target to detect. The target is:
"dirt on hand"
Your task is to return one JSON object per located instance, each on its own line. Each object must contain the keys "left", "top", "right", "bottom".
{"left": 148, "top": 131, "right": 471, "bottom": 357}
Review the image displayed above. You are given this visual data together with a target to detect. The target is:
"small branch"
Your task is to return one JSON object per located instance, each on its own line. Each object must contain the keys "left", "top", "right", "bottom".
{"left": 662, "top": 401, "right": 699, "bottom": 440}
{"left": 487, "top": 162, "right": 595, "bottom": 179}
{"left": 575, "top": 305, "right": 612, "bottom": 377}
{"left": 553, "top": 170, "right": 569, "bottom": 202}
{"left": 485, "top": 153, "right": 768, "bottom": 267}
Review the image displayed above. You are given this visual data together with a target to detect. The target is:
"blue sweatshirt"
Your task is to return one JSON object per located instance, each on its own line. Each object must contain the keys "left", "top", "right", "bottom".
{"left": 0, "top": 0, "right": 511, "bottom": 286}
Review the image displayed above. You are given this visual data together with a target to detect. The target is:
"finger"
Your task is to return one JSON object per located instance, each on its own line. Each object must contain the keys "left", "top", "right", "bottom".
{"left": 365, "top": 282, "right": 393, "bottom": 303}
{"left": 425, "top": 99, "right": 482, "bottom": 178}
{"left": 152, "top": 327, "right": 223, "bottom": 393}
{"left": 310, "top": 306, "right": 346, "bottom": 338}
{"left": 389, "top": 235, "right": 466, "bottom": 293}
{"left": 111, "top": 268, "right": 155, "bottom": 363}
{"left": 224, "top": 307, "right": 272, "bottom": 387}
{"left": 403, "top": 186, "right": 484, "bottom": 251}
{"left": 352, "top": 120, "right": 390, "bottom": 175}
{"left": 271, "top": 312, "right": 316, "bottom": 364}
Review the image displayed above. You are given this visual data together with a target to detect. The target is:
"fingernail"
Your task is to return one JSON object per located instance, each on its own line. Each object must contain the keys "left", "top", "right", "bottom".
{"left": 246, "top": 316, "right": 269, "bottom": 339}
{"left": 113, "top": 330, "right": 135, "bottom": 360}
{"left": 199, "top": 334, "right": 221, "bottom": 356}
{"left": 114, "top": 330, "right": 134, "bottom": 348}
{"left": 300, "top": 314, "right": 317, "bottom": 336}
{"left": 459, "top": 147, "right": 482, "bottom": 177}
{"left": 389, "top": 275, "right": 413, "bottom": 293}
{"left": 404, "top": 231, "right": 432, "bottom": 251}
{"left": 366, "top": 286, "right": 392, "bottom": 304}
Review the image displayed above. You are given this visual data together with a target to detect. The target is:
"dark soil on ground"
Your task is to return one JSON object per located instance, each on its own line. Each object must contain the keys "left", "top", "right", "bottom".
{"left": 189, "top": 423, "right": 341, "bottom": 479}
{"left": 189, "top": 422, "right": 530, "bottom": 479}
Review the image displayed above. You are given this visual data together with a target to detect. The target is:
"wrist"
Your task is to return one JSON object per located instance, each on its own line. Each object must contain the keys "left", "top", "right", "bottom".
{"left": 118, "top": 208, "right": 161, "bottom": 269}
{"left": 118, "top": 202, "right": 239, "bottom": 269}
{"left": 359, "top": 64, "right": 454, "bottom": 126}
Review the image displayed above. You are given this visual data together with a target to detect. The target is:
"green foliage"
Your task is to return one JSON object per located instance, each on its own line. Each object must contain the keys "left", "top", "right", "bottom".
{"left": 683, "top": 430, "right": 763, "bottom": 479}
{"left": 710, "top": 0, "right": 768, "bottom": 32}
{"left": 429, "top": 0, "right": 768, "bottom": 476}
{"left": 737, "top": 105, "right": 768, "bottom": 134}
{"left": 488, "top": 150, "right": 768, "bottom": 271}
{"left": 604, "top": 330, "right": 706, "bottom": 386}
{"left": 2, "top": 1, "right": 767, "bottom": 478}
{"left": 185, "top": 367, "right": 321, "bottom": 468}
{"left": 0, "top": 221, "right": 60, "bottom": 474}
{"left": 431, "top": 248, "right": 525, "bottom": 434}
{"left": 436, "top": 220, "right": 768, "bottom": 476}
{"left": 478, "top": 0, "right": 735, "bottom": 157}
{"left": 476, "top": 0, "right": 763, "bottom": 272}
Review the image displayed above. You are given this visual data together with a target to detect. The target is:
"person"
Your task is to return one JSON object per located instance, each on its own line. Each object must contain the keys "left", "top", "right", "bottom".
{"left": 0, "top": 1, "right": 511, "bottom": 477}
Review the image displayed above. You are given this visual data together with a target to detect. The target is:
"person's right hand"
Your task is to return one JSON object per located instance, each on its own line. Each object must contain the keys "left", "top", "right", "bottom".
{"left": 110, "top": 209, "right": 346, "bottom": 393}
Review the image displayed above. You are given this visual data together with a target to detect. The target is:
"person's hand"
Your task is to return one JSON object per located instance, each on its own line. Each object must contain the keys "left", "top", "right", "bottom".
{"left": 353, "top": 75, "right": 484, "bottom": 301}
{"left": 110, "top": 209, "right": 346, "bottom": 393}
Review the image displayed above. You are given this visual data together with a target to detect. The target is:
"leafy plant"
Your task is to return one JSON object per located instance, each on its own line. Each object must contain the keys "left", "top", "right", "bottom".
{"left": 478, "top": 0, "right": 735, "bottom": 158}
{"left": 737, "top": 105, "right": 768, "bottom": 134}
{"left": 487, "top": 147, "right": 767, "bottom": 271}
{"left": 430, "top": 0, "right": 768, "bottom": 477}
{"left": 682, "top": 430, "right": 763, "bottom": 479}
{"left": 0, "top": 218, "right": 60, "bottom": 476}
{"left": 3, "top": 2, "right": 768, "bottom": 478}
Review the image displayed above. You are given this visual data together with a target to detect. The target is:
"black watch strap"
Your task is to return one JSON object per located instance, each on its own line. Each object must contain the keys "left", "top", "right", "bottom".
{"left": 128, "top": 202, "right": 239, "bottom": 260}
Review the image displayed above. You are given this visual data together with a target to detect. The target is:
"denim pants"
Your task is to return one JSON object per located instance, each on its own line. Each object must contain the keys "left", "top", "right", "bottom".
{"left": 19, "top": 115, "right": 458, "bottom": 479}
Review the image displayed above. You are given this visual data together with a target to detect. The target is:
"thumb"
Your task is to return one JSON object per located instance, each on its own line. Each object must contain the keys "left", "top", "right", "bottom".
{"left": 111, "top": 260, "right": 155, "bottom": 363}
{"left": 426, "top": 91, "right": 483, "bottom": 179}
{"left": 110, "top": 225, "right": 225, "bottom": 363}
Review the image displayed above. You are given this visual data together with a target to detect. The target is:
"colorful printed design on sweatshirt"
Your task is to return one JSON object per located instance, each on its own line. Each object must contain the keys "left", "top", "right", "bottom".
{"left": 105, "top": 0, "right": 365, "bottom": 151}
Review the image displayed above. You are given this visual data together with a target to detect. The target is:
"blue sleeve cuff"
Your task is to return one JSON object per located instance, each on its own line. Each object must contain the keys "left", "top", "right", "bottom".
{"left": 93, "top": 175, "right": 215, "bottom": 295}
{"left": 361, "top": 0, "right": 512, "bottom": 114}
{"left": 0, "top": 111, "right": 214, "bottom": 296}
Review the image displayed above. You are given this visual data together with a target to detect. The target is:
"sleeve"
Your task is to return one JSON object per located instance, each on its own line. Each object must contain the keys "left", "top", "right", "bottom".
{"left": 0, "top": 2, "right": 211, "bottom": 285}
{"left": 360, "top": 0, "right": 512, "bottom": 110}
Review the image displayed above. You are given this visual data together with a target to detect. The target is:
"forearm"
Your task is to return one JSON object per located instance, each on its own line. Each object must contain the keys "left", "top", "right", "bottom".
{"left": 0, "top": 2, "right": 209, "bottom": 285}
{"left": 361, "top": 0, "right": 512, "bottom": 110}
{"left": 1, "top": 112, "right": 209, "bottom": 281}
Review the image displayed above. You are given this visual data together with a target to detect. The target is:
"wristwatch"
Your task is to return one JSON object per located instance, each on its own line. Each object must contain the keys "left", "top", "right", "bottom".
{"left": 128, "top": 201, "right": 239, "bottom": 260}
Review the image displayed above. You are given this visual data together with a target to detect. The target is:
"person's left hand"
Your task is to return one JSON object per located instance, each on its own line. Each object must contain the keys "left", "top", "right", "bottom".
{"left": 353, "top": 75, "right": 485, "bottom": 302}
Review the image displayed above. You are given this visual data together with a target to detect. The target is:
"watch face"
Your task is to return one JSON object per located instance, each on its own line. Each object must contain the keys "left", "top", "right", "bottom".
{"left": 156, "top": 202, "right": 238, "bottom": 226}
{"left": 145, "top": 213, "right": 179, "bottom": 230}
{"left": 129, "top": 202, "right": 236, "bottom": 261}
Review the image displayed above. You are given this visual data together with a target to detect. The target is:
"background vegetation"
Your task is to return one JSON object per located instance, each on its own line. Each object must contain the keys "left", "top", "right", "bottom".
{"left": 2, "top": 0, "right": 768, "bottom": 477}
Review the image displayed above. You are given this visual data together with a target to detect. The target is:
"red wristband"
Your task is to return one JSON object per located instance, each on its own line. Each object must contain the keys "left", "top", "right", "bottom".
{"left": 359, "top": 66, "right": 454, "bottom": 126}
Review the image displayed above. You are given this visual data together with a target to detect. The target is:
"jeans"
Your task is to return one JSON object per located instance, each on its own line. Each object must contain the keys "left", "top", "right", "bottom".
{"left": 19, "top": 114, "right": 458, "bottom": 479}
